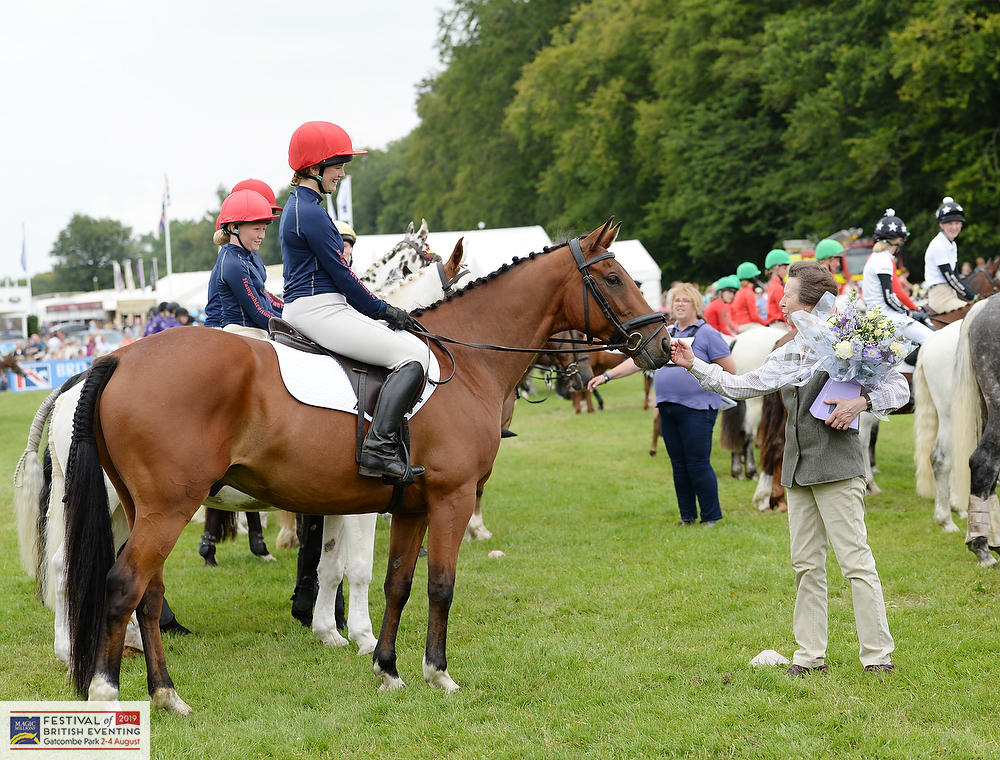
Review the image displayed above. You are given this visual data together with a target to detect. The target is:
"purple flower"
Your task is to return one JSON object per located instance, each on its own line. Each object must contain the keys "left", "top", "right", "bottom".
{"left": 862, "top": 345, "right": 881, "bottom": 361}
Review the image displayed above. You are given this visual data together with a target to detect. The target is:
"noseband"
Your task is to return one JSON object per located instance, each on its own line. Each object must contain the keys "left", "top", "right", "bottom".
{"left": 567, "top": 237, "right": 666, "bottom": 358}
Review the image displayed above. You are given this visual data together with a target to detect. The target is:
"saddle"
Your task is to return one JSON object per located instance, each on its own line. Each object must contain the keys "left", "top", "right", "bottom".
{"left": 268, "top": 318, "right": 389, "bottom": 418}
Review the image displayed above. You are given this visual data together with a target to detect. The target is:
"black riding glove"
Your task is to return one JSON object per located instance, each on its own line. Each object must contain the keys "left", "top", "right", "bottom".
{"left": 379, "top": 304, "right": 412, "bottom": 331}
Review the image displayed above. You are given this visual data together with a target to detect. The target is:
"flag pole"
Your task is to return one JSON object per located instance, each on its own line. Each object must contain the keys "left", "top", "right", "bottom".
{"left": 22, "top": 223, "right": 31, "bottom": 337}
{"left": 163, "top": 175, "right": 173, "bottom": 299}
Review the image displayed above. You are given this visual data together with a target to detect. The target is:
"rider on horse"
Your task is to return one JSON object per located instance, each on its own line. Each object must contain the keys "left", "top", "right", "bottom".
{"left": 205, "top": 187, "right": 283, "bottom": 340}
{"left": 924, "top": 197, "right": 976, "bottom": 315}
{"left": 279, "top": 121, "right": 429, "bottom": 486}
{"left": 764, "top": 249, "right": 791, "bottom": 326}
{"left": 731, "top": 262, "right": 768, "bottom": 331}
{"left": 861, "top": 209, "right": 935, "bottom": 363}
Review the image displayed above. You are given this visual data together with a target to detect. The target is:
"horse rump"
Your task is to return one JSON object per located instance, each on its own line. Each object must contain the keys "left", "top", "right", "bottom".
{"left": 64, "top": 356, "right": 119, "bottom": 696}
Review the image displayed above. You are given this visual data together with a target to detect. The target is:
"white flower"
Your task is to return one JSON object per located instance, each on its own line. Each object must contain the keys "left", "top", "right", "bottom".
{"left": 835, "top": 340, "right": 853, "bottom": 359}
{"left": 890, "top": 341, "right": 907, "bottom": 357}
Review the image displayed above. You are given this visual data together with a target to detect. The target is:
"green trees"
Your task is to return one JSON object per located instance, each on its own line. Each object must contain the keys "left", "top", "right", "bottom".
{"left": 47, "top": 215, "right": 140, "bottom": 293}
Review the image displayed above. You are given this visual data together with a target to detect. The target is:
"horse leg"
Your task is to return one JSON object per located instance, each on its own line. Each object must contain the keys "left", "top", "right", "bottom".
{"left": 313, "top": 516, "right": 350, "bottom": 648}
{"left": 571, "top": 391, "right": 582, "bottom": 414}
{"left": 464, "top": 485, "right": 493, "bottom": 541}
{"left": 966, "top": 421, "right": 1000, "bottom": 567}
{"left": 245, "top": 512, "right": 276, "bottom": 561}
{"left": 643, "top": 373, "right": 652, "bottom": 410}
{"left": 771, "top": 469, "right": 787, "bottom": 513}
{"left": 88, "top": 515, "right": 190, "bottom": 712}
{"left": 730, "top": 452, "right": 744, "bottom": 481}
{"left": 869, "top": 418, "right": 880, "bottom": 473}
{"left": 373, "top": 512, "right": 428, "bottom": 691}
{"left": 858, "top": 414, "right": 881, "bottom": 495}
{"left": 743, "top": 438, "right": 758, "bottom": 481}
{"left": 753, "top": 473, "right": 772, "bottom": 512}
{"left": 134, "top": 564, "right": 191, "bottom": 715}
{"left": 275, "top": 510, "right": 299, "bottom": 549}
{"left": 930, "top": 435, "right": 959, "bottom": 532}
{"left": 650, "top": 409, "right": 660, "bottom": 456}
{"left": 423, "top": 489, "right": 476, "bottom": 693}
{"left": 199, "top": 508, "right": 222, "bottom": 566}
{"left": 342, "top": 514, "right": 378, "bottom": 655}
{"left": 291, "top": 514, "right": 324, "bottom": 626}
{"left": 584, "top": 390, "right": 595, "bottom": 413}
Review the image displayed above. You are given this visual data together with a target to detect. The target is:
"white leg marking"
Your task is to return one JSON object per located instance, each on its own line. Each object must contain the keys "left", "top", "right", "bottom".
{"left": 423, "top": 656, "right": 461, "bottom": 693}
{"left": 88, "top": 675, "right": 119, "bottom": 703}
{"left": 150, "top": 688, "right": 193, "bottom": 716}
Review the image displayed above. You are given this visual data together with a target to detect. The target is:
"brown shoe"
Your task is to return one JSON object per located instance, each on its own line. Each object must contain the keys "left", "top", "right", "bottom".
{"left": 864, "top": 662, "right": 895, "bottom": 673}
{"left": 786, "top": 663, "right": 828, "bottom": 677}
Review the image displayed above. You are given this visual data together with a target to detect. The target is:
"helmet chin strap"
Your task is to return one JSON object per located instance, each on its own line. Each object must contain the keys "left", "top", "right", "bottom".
{"left": 227, "top": 223, "right": 251, "bottom": 252}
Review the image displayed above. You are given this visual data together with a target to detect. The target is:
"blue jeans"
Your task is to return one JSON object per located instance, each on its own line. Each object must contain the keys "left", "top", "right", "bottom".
{"left": 657, "top": 402, "right": 722, "bottom": 524}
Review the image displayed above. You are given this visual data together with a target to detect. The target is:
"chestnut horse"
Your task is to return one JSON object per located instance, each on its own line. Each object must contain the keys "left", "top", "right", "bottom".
{"left": 62, "top": 220, "right": 670, "bottom": 712}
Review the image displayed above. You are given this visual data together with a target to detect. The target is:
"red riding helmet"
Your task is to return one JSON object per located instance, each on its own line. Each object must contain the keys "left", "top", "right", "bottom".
{"left": 217, "top": 179, "right": 282, "bottom": 230}
{"left": 231, "top": 178, "right": 282, "bottom": 214}
{"left": 218, "top": 189, "right": 279, "bottom": 227}
{"left": 288, "top": 121, "right": 367, "bottom": 172}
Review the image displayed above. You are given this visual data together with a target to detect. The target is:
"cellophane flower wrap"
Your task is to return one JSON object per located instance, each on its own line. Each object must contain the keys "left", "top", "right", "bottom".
{"left": 786, "top": 291, "right": 913, "bottom": 391}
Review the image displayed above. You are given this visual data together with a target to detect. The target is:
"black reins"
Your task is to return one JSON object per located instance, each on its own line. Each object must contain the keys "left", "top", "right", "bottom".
{"left": 407, "top": 236, "right": 667, "bottom": 385}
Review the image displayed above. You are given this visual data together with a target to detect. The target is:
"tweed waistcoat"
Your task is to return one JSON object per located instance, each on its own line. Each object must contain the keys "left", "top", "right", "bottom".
{"left": 779, "top": 371, "right": 865, "bottom": 488}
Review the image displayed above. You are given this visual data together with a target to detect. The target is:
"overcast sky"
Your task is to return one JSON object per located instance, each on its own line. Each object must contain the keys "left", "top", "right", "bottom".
{"left": 0, "top": 0, "right": 449, "bottom": 281}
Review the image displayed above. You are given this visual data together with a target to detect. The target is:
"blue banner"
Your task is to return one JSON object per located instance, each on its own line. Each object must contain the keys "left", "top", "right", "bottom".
{"left": 4, "top": 358, "right": 93, "bottom": 393}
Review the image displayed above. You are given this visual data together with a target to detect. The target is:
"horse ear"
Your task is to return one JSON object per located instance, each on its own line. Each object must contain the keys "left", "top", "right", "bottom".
{"left": 606, "top": 221, "right": 622, "bottom": 248}
{"left": 419, "top": 219, "right": 429, "bottom": 240}
{"left": 582, "top": 216, "right": 615, "bottom": 252}
{"left": 406, "top": 221, "right": 415, "bottom": 237}
{"left": 450, "top": 237, "right": 466, "bottom": 267}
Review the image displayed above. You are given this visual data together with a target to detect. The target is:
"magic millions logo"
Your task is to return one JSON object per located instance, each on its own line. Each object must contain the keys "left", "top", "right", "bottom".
{"left": 10, "top": 715, "right": 40, "bottom": 745}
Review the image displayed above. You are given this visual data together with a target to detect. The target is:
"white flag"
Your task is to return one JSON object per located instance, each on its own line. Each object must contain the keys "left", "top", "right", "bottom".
{"left": 124, "top": 259, "right": 136, "bottom": 291}
{"left": 336, "top": 175, "right": 353, "bottom": 228}
{"left": 112, "top": 261, "right": 124, "bottom": 291}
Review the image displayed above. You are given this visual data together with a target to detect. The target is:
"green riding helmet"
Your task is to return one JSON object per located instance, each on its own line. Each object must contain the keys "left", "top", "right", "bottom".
{"left": 735, "top": 261, "right": 761, "bottom": 280}
{"left": 716, "top": 275, "right": 740, "bottom": 292}
{"left": 764, "top": 249, "right": 791, "bottom": 270}
{"left": 814, "top": 238, "right": 844, "bottom": 260}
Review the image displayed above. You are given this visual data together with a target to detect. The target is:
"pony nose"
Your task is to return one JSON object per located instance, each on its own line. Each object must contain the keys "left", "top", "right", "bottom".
{"left": 661, "top": 337, "right": 671, "bottom": 354}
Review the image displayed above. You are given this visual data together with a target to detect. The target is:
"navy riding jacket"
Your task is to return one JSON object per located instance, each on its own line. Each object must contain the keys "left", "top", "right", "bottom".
{"left": 279, "top": 186, "right": 386, "bottom": 317}
{"left": 205, "top": 244, "right": 282, "bottom": 330}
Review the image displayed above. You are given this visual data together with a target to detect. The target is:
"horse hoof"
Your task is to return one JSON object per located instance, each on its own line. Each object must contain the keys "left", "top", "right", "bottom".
{"left": 256, "top": 553, "right": 277, "bottom": 562}
{"left": 941, "top": 522, "right": 959, "bottom": 533}
{"left": 423, "top": 658, "right": 461, "bottom": 693}
{"left": 316, "top": 628, "right": 349, "bottom": 648}
{"left": 151, "top": 688, "right": 193, "bottom": 716}
{"left": 275, "top": 528, "right": 299, "bottom": 550}
{"left": 979, "top": 555, "right": 998, "bottom": 568}
{"left": 355, "top": 636, "right": 378, "bottom": 656}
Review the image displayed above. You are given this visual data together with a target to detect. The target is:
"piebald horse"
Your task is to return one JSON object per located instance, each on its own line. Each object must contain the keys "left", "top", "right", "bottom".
{"left": 61, "top": 220, "right": 670, "bottom": 712}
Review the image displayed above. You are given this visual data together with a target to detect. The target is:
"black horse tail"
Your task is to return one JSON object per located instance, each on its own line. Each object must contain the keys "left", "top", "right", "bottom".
{"left": 756, "top": 391, "right": 786, "bottom": 477}
{"left": 719, "top": 400, "right": 746, "bottom": 452}
{"left": 65, "top": 356, "right": 118, "bottom": 696}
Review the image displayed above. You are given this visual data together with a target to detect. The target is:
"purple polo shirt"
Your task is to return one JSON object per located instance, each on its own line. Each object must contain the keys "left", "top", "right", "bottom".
{"left": 654, "top": 320, "right": 731, "bottom": 410}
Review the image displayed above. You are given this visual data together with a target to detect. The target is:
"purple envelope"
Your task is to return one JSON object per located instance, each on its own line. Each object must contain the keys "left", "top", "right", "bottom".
{"left": 809, "top": 378, "right": 863, "bottom": 430}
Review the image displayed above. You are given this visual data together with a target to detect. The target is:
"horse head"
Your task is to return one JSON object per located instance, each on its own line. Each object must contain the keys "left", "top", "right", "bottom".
{"left": 360, "top": 219, "right": 437, "bottom": 291}
{"left": 561, "top": 219, "right": 670, "bottom": 371}
{"left": 379, "top": 237, "right": 472, "bottom": 311}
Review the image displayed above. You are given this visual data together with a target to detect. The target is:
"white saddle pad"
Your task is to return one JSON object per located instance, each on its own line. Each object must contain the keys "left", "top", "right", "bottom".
{"left": 265, "top": 335, "right": 439, "bottom": 421}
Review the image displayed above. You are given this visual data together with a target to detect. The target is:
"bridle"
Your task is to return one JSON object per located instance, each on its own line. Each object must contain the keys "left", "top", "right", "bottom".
{"left": 567, "top": 237, "right": 667, "bottom": 360}
{"left": 408, "top": 236, "right": 667, "bottom": 384}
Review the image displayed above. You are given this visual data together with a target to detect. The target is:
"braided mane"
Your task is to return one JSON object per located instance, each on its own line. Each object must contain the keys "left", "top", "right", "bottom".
{"left": 410, "top": 244, "right": 563, "bottom": 316}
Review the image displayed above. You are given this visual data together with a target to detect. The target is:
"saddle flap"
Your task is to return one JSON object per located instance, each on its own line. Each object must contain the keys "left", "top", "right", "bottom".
{"left": 268, "top": 318, "right": 390, "bottom": 417}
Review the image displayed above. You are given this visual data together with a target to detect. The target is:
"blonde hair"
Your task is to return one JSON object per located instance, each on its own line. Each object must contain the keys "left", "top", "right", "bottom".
{"left": 872, "top": 239, "right": 903, "bottom": 253}
{"left": 670, "top": 282, "right": 705, "bottom": 318}
{"left": 213, "top": 229, "right": 230, "bottom": 246}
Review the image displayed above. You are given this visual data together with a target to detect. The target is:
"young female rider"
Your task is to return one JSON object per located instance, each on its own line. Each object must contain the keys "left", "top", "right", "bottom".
{"left": 861, "top": 209, "right": 934, "bottom": 355}
{"left": 730, "top": 262, "right": 768, "bottom": 331}
{"left": 923, "top": 197, "right": 976, "bottom": 314}
{"left": 673, "top": 261, "right": 907, "bottom": 675}
{"left": 764, "top": 249, "right": 791, "bottom": 326}
{"left": 703, "top": 276, "right": 739, "bottom": 337}
{"left": 205, "top": 188, "right": 282, "bottom": 340}
{"left": 279, "top": 121, "right": 429, "bottom": 484}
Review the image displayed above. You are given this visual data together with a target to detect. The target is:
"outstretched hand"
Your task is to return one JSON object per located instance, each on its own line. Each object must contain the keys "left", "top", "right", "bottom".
{"left": 670, "top": 338, "right": 695, "bottom": 369}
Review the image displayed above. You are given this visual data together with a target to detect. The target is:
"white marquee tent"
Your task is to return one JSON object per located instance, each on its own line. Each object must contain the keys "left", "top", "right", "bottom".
{"left": 610, "top": 239, "right": 662, "bottom": 310}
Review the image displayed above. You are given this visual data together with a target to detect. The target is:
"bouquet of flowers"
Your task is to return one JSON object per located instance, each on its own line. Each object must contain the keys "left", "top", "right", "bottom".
{"left": 789, "top": 291, "right": 913, "bottom": 390}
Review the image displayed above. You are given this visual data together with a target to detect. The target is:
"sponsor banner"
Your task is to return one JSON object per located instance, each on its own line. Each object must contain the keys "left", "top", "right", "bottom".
{"left": 4, "top": 358, "right": 92, "bottom": 393}
{"left": 3, "top": 701, "right": 149, "bottom": 759}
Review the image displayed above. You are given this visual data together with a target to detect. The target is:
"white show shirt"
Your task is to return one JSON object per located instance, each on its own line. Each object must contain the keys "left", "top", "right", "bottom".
{"left": 862, "top": 250, "right": 908, "bottom": 325}
{"left": 923, "top": 231, "right": 957, "bottom": 287}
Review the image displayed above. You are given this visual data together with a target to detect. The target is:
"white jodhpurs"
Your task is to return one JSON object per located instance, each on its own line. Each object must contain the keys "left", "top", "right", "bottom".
{"left": 282, "top": 293, "right": 429, "bottom": 372}
{"left": 222, "top": 324, "right": 269, "bottom": 340}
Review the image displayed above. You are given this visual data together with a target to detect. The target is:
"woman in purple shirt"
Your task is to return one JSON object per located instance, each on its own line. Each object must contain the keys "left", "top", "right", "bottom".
{"left": 589, "top": 283, "right": 735, "bottom": 525}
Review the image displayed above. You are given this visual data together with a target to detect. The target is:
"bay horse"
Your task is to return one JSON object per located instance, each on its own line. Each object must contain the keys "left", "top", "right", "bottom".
{"left": 2, "top": 351, "right": 27, "bottom": 388}
{"left": 61, "top": 220, "right": 670, "bottom": 712}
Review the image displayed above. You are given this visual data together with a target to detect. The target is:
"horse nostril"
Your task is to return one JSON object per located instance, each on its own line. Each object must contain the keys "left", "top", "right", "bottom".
{"left": 661, "top": 338, "right": 671, "bottom": 353}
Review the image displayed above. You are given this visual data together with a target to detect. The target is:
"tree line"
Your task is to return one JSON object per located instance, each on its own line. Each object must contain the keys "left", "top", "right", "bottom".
{"left": 40, "top": 0, "right": 999, "bottom": 292}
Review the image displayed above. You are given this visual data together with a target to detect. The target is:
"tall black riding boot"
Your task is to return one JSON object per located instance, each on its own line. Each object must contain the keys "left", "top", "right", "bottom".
{"left": 359, "top": 361, "right": 426, "bottom": 485}
{"left": 291, "top": 514, "right": 324, "bottom": 626}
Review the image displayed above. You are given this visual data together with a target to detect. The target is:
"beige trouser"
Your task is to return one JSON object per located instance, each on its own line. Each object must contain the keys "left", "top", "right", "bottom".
{"left": 787, "top": 477, "right": 894, "bottom": 668}
{"left": 927, "top": 283, "right": 968, "bottom": 314}
{"left": 282, "top": 293, "right": 428, "bottom": 372}
{"left": 222, "top": 324, "right": 268, "bottom": 340}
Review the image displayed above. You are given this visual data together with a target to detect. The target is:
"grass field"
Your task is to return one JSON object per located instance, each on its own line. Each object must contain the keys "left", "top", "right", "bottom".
{"left": 2, "top": 377, "right": 1000, "bottom": 759}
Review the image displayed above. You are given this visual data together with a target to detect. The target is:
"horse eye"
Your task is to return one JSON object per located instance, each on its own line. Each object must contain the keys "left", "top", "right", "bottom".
{"left": 606, "top": 274, "right": 621, "bottom": 286}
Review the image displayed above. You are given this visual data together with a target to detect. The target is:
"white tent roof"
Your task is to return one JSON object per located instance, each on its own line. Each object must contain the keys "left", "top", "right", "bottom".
{"left": 611, "top": 239, "right": 662, "bottom": 309}
{"left": 350, "top": 225, "right": 553, "bottom": 280}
